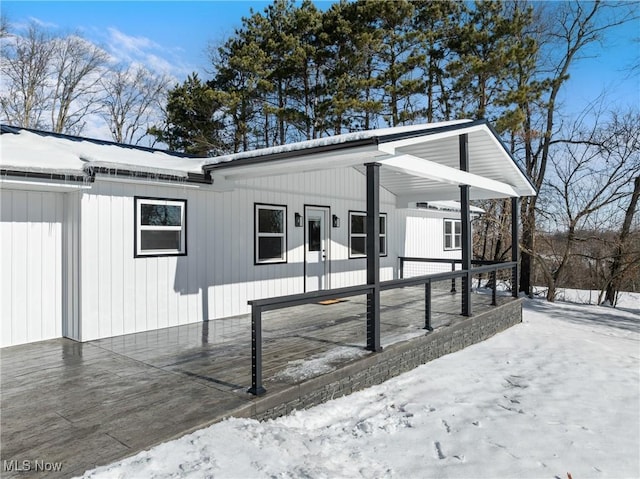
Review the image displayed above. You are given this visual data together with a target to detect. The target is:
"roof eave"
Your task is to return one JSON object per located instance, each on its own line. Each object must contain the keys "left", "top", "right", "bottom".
{"left": 203, "top": 137, "right": 380, "bottom": 172}
{"left": 203, "top": 120, "right": 483, "bottom": 172}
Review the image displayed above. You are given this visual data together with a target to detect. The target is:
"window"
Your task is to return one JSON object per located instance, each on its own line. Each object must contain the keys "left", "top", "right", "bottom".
{"left": 444, "top": 218, "right": 462, "bottom": 250}
{"left": 135, "top": 197, "right": 186, "bottom": 257}
{"left": 255, "top": 204, "right": 287, "bottom": 264}
{"left": 349, "top": 211, "right": 387, "bottom": 258}
{"left": 308, "top": 218, "right": 321, "bottom": 252}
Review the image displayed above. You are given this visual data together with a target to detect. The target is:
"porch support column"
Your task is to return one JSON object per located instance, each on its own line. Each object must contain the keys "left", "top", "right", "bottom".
{"left": 366, "top": 162, "right": 382, "bottom": 352}
{"left": 511, "top": 196, "right": 520, "bottom": 298}
{"left": 459, "top": 134, "right": 472, "bottom": 317}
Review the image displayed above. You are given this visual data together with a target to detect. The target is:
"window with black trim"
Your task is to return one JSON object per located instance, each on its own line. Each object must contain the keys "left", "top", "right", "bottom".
{"left": 349, "top": 211, "right": 387, "bottom": 258}
{"left": 255, "top": 204, "right": 287, "bottom": 264}
{"left": 444, "top": 218, "right": 461, "bottom": 250}
{"left": 135, "top": 197, "right": 186, "bottom": 257}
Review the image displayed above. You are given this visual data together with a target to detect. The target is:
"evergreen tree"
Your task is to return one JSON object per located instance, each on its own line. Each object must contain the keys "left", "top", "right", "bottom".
{"left": 367, "top": 0, "right": 424, "bottom": 126}
{"left": 413, "top": 0, "right": 461, "bottom": 122}
{"left": 446, "top": 1, "right": 538, "bottom": 125}
{"left": 213, "top": 32, "right": 268, "bottom": 152}
{"left": 322, "top": 0, "right": 382, "bottom": 133}
{"left": 148, "top": 74, "right": 227, "bottom": 156}
{"left": 286, "top": 1, "right": 325, "bottom": 140}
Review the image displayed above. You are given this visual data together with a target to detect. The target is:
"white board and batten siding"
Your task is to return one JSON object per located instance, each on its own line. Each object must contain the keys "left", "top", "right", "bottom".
{"left": 400, "top": 209, "right": 463, "bottom": 256}
{"left": 2, "top": 166, "right": 461, "bottom": 345}
{"left": 73, "top": 167, "right": 400, "bottom": 341}
{"left": 1, "top": 189, "right": 64, "bottom": 347}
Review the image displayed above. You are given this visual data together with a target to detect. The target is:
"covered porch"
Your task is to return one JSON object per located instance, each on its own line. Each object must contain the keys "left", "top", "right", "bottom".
{"left": 204, "top": 119, "right": 536, "bottom": 395}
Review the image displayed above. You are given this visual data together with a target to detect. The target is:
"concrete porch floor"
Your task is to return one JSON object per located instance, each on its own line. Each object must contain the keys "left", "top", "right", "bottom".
{"left": 1, "top": 286, "right": 517, "bottom": 478}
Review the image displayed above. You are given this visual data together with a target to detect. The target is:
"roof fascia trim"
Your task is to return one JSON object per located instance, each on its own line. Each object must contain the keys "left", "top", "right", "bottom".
{"left": 89, "top": 166, "right": 212, "bottom": 185}
{"left": 1, "top": 167, "right": 211, "bottom": 185}
{"left": 0, "top": 168, "right": 89, "bottom": 183}
{"left": 204, "top": 138, "right": 379, "bottom": 172}
{"left": 203, "top": 120, "right": 484, "bottom": 173}
{"left": 483, "top": 121, "right": 538, "bottom": 194}
{"left": 375, "top": 118, "right": 485, "bottom": 145}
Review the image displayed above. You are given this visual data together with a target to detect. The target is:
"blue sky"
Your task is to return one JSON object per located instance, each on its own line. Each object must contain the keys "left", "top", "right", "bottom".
{"left": 3, "top": 1, "right": 639, "bottom": 118}
{"left": 2, "top": 1, "right": 284, "bottom": 79}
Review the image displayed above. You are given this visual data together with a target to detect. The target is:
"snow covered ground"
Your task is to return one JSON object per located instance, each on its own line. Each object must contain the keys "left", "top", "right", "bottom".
{"left": 81, "top": 293, "right": 640, "bottom": 479}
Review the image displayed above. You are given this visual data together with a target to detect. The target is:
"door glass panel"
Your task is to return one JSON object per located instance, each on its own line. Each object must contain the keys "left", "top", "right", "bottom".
{"left": 308, "top": 218, "right": 321, "bottom": 252}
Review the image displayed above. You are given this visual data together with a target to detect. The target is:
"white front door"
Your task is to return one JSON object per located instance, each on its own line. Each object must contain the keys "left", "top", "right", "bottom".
{"left": 305, "top": 207, "right": 330, "bottom": 292}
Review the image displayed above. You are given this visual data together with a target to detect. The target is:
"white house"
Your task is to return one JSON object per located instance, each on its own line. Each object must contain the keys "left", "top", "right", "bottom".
{"left": 0, "top": 120, "right": 536, "bottom": 348}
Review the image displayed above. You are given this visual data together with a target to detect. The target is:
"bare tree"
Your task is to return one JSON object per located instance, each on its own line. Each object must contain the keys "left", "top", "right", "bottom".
{"left": 602, "top": 111, "right": 640, "bottom": 304}
{"left": 473, "top": 199, "right": 514, "bottom": 262}
{"left": 472, "top": 198, "right": 515, "bottom": 290}
{"left": 536, "top": 109, "right": 640, "bottom": 301}
{"left": 514, "top": 0, "right": 638, "bottom": 296}
{"left": 49, "top": 34, "right": 109, "bottom": 134}
{"left": 0, "top": 23, "right": 54, "bottom": 129}
{"left": 602, "top": 176, "right": 640, "bottom": 304}
{"left": 99, "top": 64, "right": 171, "bottom": 145}
{"left": 0, "top": 14, "right": 9, "bottom": 38}
{"left": 1, "top": 22, "right": 109, "bottom": 135}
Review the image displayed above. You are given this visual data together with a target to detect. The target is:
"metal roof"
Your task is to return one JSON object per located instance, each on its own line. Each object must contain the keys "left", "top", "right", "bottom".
{"left": 2, "top": 120, "right": 536, "bottom": 203}
{"left": 0, "top": 124, "right": 209, "bottom": 185}
{"left": 205, "top": 119, "right": 536, "bottom": 204}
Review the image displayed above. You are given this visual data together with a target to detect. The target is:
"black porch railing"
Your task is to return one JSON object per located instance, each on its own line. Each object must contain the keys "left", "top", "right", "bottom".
{"left": 247, "top": 284, "right": 374, "bottom": 395}
{"left": 399, "top": 257, "right": 518, "bottom": 293}
{"left": 398, "top": 257, "right": 461, "bottom": 292}
{"left": 247, "top": 260, "right": 517, "bottom": 396}
{"left": 398, "top": 257, "right": 510, "bottom": 278}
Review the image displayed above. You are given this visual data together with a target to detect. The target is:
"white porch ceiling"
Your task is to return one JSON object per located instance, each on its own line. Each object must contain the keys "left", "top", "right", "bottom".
{"left": 204, "top": 120, "right": 536, "bottom": 203}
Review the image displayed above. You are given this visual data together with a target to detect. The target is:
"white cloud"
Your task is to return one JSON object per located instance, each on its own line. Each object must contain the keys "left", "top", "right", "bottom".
{"left": 144, "top": 54, "right": 177, "bottom": 76}
{"left": 7, "top": 16, "right": 58, "bottom": 33}
{"left": 105, "top": 27, "right": 193, "bottom": 79}
{"left": 107, "top": 27, "right": 157, "bottom": 57}
{"left": 27, "top": 16, "right": 59, "bottom": 29}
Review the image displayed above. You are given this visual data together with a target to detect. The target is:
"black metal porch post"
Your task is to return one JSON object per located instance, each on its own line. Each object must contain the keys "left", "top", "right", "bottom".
{"left": 459, "top": 134, "right": 472, "bottom": 316}
{"left": 511, "top": 196, "right": 520, "bottom": 298}
{"left": 366, "top": 162, "right": 382, "bottom": 352}
{"left": 248, "top": 305, "right": 266, "bottom": 395}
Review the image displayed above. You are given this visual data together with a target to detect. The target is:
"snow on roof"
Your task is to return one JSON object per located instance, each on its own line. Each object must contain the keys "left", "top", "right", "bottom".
{"left": 1, "top": 121, "right": 535, "bottom": 201}
{"left": 204, "top": 119, "right": 472, "bottom": 167}
{"left": 0, "top": 127, "right": 205, "bottom": 177}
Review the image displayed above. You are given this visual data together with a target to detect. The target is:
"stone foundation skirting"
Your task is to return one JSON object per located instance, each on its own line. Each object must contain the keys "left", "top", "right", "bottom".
{"left": 236, "top": 298, "right": 523, "bottom": 421}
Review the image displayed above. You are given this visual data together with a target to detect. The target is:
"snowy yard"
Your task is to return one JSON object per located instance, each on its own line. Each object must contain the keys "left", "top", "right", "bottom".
{"left": 81, "top": 293, "right": 639, "bottom": 479}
